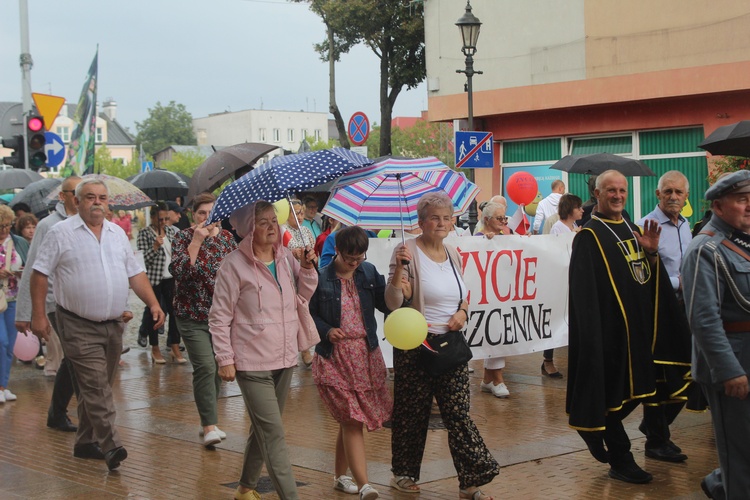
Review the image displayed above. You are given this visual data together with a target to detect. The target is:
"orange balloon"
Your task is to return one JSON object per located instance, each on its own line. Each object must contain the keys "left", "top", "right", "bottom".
{"left": 506, "top": 172, "right": 538, "bottom": 205}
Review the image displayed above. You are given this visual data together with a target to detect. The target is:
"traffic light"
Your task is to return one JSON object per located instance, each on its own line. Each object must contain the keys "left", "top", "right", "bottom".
{"left": 26, "top": 115, "right": 47, "bottom": 171}
{"left": 1, "top": 135, "right": 25, "bottom": 168}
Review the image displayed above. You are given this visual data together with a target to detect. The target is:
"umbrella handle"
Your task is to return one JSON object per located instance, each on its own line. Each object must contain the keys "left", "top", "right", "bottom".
{"left": 396, "top": 174, "right": 410, "bottom": 266}
{"left": 286, "top": 194, "right": 314, "bottom": 249}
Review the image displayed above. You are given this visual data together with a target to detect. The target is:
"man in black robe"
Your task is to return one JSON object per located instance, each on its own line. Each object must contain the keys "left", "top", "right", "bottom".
{"left": 566, "top": 170, "right": 691, "bottom": 484}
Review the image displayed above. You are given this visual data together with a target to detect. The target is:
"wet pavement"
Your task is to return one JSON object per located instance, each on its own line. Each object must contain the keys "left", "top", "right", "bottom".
{"left": 0, "top": 279, "right": 718, "bottom": 499}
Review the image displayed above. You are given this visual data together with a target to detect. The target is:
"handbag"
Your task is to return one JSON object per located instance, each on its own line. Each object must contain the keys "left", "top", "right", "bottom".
{"left": 286, "top": 257, "right": 320, "bottom": 351}
{"left": 0, "top": 238, "right": 14, "bottom": 314}
{"left": 418, "top": 245, "right": 473, "bottom": 376}
{"left": 420, "top": 330, "right": 473, "bottom": 377}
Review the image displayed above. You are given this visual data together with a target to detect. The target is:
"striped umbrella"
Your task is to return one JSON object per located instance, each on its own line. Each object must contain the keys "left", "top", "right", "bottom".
{"left": 321, "top": 156, "right": 480, "bottom": 231}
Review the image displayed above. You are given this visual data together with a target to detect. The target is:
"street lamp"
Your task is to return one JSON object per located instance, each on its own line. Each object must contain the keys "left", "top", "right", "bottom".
{"left": 456, "top": 0, "right": 483, "bottom": 232}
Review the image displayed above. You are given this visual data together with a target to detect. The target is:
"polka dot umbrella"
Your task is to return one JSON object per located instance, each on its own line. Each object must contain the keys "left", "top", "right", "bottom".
{"left": 207, "top": 148, "right": 372, "bottom": 224}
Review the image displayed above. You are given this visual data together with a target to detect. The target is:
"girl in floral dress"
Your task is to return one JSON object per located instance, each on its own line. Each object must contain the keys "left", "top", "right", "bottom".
{"left": 310, "top": 226, "right": 394, "bottom": 500}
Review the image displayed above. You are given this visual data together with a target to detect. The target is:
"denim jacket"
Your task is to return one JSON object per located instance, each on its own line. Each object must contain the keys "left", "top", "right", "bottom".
{"left": 310, "top": 260, "right": 390, "bottom": 359}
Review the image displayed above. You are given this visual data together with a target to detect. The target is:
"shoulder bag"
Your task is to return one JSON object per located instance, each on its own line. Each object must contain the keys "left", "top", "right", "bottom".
{"left": 418, "top": 246, "right": 473, "bottom": 377}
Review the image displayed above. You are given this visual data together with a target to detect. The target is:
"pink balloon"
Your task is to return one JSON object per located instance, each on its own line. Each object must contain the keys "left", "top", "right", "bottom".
{"left": 506, "top": 171, "right": 539, "bottom": 206}
{"left": 13, "top": 331, "right": 40, "bottom": 362}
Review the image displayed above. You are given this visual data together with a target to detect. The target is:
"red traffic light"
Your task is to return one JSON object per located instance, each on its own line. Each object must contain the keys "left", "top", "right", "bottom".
{"left": 28, "top": 115, "right": 44, "bottom": 132}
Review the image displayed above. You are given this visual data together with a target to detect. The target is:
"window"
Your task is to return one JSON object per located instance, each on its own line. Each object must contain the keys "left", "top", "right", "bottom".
{"left": 301, "top": 128, "right": 308, "bottom": 141}
{"left": 56, "top": 126, "right": 70, "bottom": 142}
{"left": 288, "top": 129, "right": 295, "bottom": 142}
{"left": 273, "top": 128, "right": 280, "bottom": 142}
{"left": 96, "top": 127, "right": 103, "bottom": 142}
{"left": 259, "top": 128, "right": 266, "bottom": 142}
{"left": 314, "top": 129, "right": 321, "bottom": 141}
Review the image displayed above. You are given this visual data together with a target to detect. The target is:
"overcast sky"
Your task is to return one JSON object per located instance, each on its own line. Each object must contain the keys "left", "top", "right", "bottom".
{"left": 1, "top": 0, "right": 427, "bottom": 136}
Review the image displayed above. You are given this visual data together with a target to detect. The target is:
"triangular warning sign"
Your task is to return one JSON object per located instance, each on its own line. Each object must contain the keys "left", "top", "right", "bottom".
{"left": 32, "top": 93, "right": 66, "bottom": 131}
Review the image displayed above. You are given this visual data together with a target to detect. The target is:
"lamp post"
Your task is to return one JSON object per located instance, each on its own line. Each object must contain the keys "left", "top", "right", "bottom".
{"left": 456, "top": 0, "right": 483, "bottom": 232}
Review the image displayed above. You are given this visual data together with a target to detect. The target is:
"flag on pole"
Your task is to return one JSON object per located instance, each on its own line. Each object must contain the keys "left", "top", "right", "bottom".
{"left": 508, "top": 204, "right": 530, "bottom": 235}
{"left": 64, "top": 48, "right": 98, "bottom": 177}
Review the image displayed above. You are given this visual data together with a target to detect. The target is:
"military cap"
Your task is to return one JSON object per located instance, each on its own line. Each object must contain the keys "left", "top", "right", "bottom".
{"left": 705, "top": 169, "right": 750, "bottom": 200}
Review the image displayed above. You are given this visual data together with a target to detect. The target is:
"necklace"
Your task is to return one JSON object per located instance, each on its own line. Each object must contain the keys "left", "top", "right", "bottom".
{"left": 592, "top": 215, "right": 649, "bottom": 285}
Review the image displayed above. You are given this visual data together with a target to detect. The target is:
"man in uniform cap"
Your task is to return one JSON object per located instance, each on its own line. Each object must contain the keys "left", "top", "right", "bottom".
{"left": 682, "top": 169, "right": 750, "bottom": 499}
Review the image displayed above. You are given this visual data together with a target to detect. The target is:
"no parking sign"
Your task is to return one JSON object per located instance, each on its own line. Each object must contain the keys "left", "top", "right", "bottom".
{"left": 348, "top": 112, "right": 370, "bottom": 146}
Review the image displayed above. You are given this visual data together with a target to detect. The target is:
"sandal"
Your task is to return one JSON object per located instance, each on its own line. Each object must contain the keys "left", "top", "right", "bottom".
{"left": 459, "top": 487, "right": 494, "bottom": 500}
{"left": 390, "top": 475, "right": 420, "bottom": 494}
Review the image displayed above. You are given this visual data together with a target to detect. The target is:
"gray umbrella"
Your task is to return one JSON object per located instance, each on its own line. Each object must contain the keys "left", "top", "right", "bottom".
{"left": 127, "top": 169, "right": 190, "bottom": 201}
{"left": 0, "top": 169, "right": 44, "bottom": 190}
{"left": 550, "top": 153, "right": 655, "bottom": 176}
{"left": 187, "top": 142, "right": 279, "bottom": 204}
{"left": 10, "top": 177, "right": 63, "bottom": 219}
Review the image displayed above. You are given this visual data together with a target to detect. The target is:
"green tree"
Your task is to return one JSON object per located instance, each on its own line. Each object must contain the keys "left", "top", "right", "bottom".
{"left": 135, "top": 101, "right": 197, "bottom": 156}
{"left": 158, "top": 150, "right": 206, "bottom": 178}
{"left": 295, "top": 0, "right": 426, "bottom": 155}
{"left": 364, "top": 120, "right": 454, "bottom": 166}
{"left": 94, "top": 145, "right": 139, "bottom": 178}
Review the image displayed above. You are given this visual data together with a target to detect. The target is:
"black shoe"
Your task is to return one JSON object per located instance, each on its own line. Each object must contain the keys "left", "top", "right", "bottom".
{"left": 645, "top": 444, "right": 687, "bottom": 462}
{"left": 104, "top": 446, "right": 128, "bottom": 471}
{"left": 700, "top": 478, "right": 714, "bottom": 499}
{"left": 578, "top": 430, "right": 609, "bottom": 463}
{"left": 541, "top": 361, "right": 563, "bottom": 379}
{"left": 137, "top": 335, "right": 147, "bottom": 348}
{"left": 608, "top": 462, "right": 653, "bottom": 484}
{"left": 47, "top": 416, "right": 78, "bottom": 433}
{"left": 667, "top": 440, "right": 683, "bottom": 454}
{"left": 73, "top": 443, "right": 105, "bottom": 460}
{"left": 179, "top": 345, "right": 185, "bottom": 352}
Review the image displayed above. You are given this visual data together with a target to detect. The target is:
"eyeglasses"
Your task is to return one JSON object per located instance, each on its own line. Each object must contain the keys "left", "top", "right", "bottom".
{"left": 491, "top": 216, "right": 509, "bottom": 223}
{"left": 0, "top": 224, "right": 11, "bottom": 230}
{"left": 339, "top": 253, "right": 366, "bottom": 265}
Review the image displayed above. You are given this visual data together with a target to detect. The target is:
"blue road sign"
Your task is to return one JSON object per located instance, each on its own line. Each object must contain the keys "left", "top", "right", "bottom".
{"left": 141, "top": 161, "right": 154, "bottom": 173}
{"left": 44, "top": 131, "right": 66, "bottom": 167}
{"left": 455, "top": 131, "right": 494, "bottom": 169}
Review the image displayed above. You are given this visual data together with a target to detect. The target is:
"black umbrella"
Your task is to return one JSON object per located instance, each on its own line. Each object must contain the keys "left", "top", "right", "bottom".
{"left": 187, "top": 142, "right": 279, "bottom": 204}
{"left": 550, "top": 153, "right": 655, "bottom": 177}
{"left": 698, "top": 121, "right": 750, "bottom": 157}
{"left": 10, "top": 177, "right": 62, "bottom": 219}
{"left": 127, "top": 169, "right": 190, "bottom": 201}
{"left": 0, "top": 169, "right": 44, "bottom": 190}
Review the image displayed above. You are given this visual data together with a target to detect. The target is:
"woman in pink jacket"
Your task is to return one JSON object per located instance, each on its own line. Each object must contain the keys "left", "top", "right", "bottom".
{"left": 209, "top": 200, "right": 318, "bottom": 500}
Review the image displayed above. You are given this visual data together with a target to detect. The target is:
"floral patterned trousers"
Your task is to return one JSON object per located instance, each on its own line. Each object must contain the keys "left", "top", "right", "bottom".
{"left": 391, "top": 346, "right": 500, "bottom": 490}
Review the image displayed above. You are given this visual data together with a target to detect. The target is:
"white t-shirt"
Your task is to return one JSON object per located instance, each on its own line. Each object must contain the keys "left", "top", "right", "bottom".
{"left": 550, "top": 220, "right": 577, "bottom": 235}
{"left": 417, "top": 246, "right": 467, "bottom": 334}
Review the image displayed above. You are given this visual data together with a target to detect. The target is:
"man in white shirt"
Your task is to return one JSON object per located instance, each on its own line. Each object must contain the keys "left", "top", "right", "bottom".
{"left": 30, "top": 179, "right": 165, "bottom": 471}
{"left": 533, "top": 180, "right": 565, "bottom": 234}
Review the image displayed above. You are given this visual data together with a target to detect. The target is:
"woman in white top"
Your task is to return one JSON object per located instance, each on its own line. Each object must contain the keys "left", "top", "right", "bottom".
{"left": 385, "top": 192, "right": 499, "bottom": 500}
{"left": 549, "top": 194, "right": 583, "bottom": 236}
{"left": 544, "top": 194, "right": 583, "bottom": 379}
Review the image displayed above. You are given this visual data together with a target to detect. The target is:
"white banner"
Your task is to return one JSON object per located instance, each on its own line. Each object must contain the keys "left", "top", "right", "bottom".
{"left": 366, "top": 234, "right": 575, "bottom": 366}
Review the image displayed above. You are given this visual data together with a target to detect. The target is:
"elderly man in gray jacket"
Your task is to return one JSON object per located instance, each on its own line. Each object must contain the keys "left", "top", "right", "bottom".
{"left": 682, "top": 170, "right": 750, "bottom": 499}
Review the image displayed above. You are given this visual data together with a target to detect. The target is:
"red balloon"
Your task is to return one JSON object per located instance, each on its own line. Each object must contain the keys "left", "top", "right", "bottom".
{"left": 506, "top": 172, "right": 538, "bottom": 205}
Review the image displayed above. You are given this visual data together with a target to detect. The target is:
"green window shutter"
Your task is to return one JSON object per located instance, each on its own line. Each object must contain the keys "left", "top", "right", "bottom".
{"left": 640, "top": 128, "right": 704, "bottom": 155}
{"left": 571, "top": 136, "right": 632, "bottom": 155}
{"left": 502, "top": 139, "right": 561, "bottom": 163}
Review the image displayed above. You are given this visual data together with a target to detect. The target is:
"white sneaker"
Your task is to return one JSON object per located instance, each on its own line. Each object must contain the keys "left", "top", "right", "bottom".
{"left": 360, "top": 483, "right": 379, "bottom": 499}
{"left": 203, "top": 430, "right": 222, "bottom": 448}
{"left": 199, "top": 426, "right": 227, "bottom": 439}
{"left": 3, "top": 389, "right": 16, "bottom": 401}
{"left": 333, "top": 475, "right": 358, "bottom": 494}
{"left": 480, "top": 381, "right": 509, "bottom": 398}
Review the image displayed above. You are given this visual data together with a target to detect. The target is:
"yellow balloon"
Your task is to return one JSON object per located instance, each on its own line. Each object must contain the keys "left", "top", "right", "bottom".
{"left": 377, "top": 229, "right": 393, "bottom": 238}
{"left": 681, "top": 199, "right": 693, "bottom": 218}
{"left": 273, "top": 199, "right": 290, "bottom": 225}
{"left": 525, "top": 191, "right": 543, "bottom": 216}
{"left": 384, "top": 308, "right": 428, "bottom": 350}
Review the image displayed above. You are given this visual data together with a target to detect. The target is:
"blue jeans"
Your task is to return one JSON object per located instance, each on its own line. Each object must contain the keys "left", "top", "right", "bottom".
{"left": 0, "top": 301, "right": 18, "bottom": 388}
